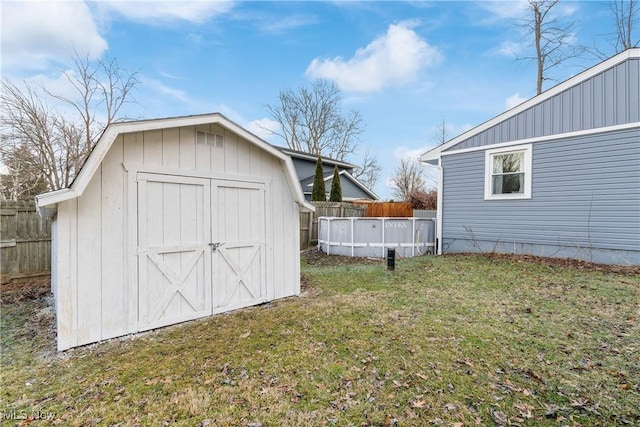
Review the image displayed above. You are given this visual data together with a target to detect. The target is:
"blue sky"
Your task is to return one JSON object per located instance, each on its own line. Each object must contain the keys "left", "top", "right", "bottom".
{"left": 1, "top": 1, "right": 633, "bottom": 199}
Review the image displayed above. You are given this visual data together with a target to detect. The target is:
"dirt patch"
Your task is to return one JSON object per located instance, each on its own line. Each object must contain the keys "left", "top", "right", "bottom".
{"left": 462, "top": 252, "right": 640, "bottom": 275}
{"left": 1, "top": 280, "right": 57, "bottom": 363}
{"left": 0, "top": 279, "right": 51, "bottom": 304}
{"left": 301, "top": 248, "right": 385, "bottom": 267}
{"left": 302, "top": 249, "right": 640, "bottom": 275}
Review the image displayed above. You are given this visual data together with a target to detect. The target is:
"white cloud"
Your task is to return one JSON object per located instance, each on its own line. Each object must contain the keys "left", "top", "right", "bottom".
{"left": 1, "top": 1, "right": 107, "bottom": 72}
{"left": 245, "top": 118, "right": 281, "bottom": 141}
{"left": 505, "top": 92, "right": 528, "bottom": 109}
{"left": 12, "top": 71, "right": 112, "bottom": 123}
{"left": 479, "top": 0, "right": 579, "bottom": 25}
{"left": 495, "top": 40, "right": 526, "bottom": 57}
{"left": 392, "top": 145, "right": 430, "bottom": 163}
{"left": 96, "top": 1, "right": 234, "bottom": 25}
{"left": 26, "top": 71, "right": 85, "bottom": 107}
{"left": 144, "top": 78, "right": 194, "bottom": 105}
{"left": 257, "top": 14, "right": 317, "bottom": 33}
{"left": 306, "top": 20, "right": 442, "bottom": 93}
{"left": 477, "top": 1, "right": 529, "bottom": 21}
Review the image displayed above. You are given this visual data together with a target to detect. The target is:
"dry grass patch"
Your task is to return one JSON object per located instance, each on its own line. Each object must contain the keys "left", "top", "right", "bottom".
{"left": 1, "top": 254, "right": 638, "bottom": 426}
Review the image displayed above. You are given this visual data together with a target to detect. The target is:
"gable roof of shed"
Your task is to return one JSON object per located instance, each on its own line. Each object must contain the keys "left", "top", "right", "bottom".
{"left": 421, "top": 48, "right": 640, "bottom": 163}
{"left": 36, "top": 112, "right": 314, "bottom": 210}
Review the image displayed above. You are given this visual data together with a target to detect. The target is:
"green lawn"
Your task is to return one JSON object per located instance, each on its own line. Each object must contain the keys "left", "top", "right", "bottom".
{"left": 1, "top": 254, "right": 638, "bottom": 426}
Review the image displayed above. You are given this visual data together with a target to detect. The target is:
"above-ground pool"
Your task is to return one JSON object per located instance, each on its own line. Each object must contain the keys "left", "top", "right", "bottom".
{"left": 318, "top": 217, "right": 436, "bottom": 258}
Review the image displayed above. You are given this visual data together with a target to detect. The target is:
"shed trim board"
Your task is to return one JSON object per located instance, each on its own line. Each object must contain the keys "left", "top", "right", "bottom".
{"left": 124, "top": 163, "right": 273, "bottom": 186}
{"left": 36, "top": 113, "right": 307, "bottom": 350}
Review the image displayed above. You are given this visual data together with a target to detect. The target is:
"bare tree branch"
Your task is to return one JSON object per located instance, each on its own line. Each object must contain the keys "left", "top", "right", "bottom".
{"left": 518, "top": 0, "right": 584, "bottom": 94}
{"left": 389, "top": 158, "right": 426, "bottom": 201}
{"left": 433, "top": 119, "right": 452, "bottom": 146}
{"left": 264, "top": 79, "right": 380, "bottom": 188}
{"left": 352, "top": 146, "right": 382, "bottom": 189}
{"left": 1, "top": 56, "right": 139, "bottom": 199}
{"left": 611, "top": 0, "right": 639, "bottom": 51}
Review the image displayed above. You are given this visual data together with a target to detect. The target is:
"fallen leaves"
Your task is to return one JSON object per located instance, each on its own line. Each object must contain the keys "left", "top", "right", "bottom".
{"left": 513, "top": 402, "right": 534, "bottom": 419}
{"left": 491, "top": 409, "right": 508, "bottom": 426}
{"left": 3, "top": 252, "right": 639, "bottom": 426}
{"left": 410, "top": 398, "right": 429, "bottom": 409}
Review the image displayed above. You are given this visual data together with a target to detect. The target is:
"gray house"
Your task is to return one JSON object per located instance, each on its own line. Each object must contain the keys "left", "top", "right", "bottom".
{"left": 421, "top": 49, "right": 639, "bottom": 265}
{"left": 280, "top": 148, "right": 378, "bottom": 201}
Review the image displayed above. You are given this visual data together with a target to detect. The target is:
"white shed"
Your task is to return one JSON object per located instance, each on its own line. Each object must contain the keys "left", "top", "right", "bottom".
{"left": 36, "top": 113, "right": 313, "bottom": 350}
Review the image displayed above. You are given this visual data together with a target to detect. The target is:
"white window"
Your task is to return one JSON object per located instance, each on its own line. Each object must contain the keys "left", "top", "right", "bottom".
{"left": 484, "top": 144, "right": 532, "bottom": 200}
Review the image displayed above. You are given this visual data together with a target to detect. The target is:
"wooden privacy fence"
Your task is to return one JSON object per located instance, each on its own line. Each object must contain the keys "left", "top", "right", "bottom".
{"left": 1, "top": 201, "right": 51, "bottom": 284}
{"left": 299, "top": 202, "right": 366, "bottom": 248}
{"left": 352, "top": 201, "right": 414, "bottom": 218}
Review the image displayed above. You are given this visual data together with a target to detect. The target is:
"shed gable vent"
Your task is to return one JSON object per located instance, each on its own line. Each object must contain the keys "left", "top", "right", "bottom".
{"left": 196, "top": 131, "right": 224, "bottom": 148}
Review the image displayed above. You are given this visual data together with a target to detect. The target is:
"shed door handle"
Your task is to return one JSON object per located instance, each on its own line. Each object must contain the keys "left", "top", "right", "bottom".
{"left": 209, "top": 242, "right": 223, "bottom": 252}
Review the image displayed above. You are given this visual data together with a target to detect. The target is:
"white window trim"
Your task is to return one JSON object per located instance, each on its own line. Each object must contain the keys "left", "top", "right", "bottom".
{"left": 484, "top": 144, "right": 532, "bottom": 200}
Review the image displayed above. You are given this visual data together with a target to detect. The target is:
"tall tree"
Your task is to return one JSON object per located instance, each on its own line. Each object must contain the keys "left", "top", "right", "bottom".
{"left": 47, "top": 54, "right": 139, "bottom": 154}
{"left": 0, "top": 54, "right": 139, "bottom": 197}
{"left": 329, "top": 165, "right": 342, "bottom": 202}
{"left": 1, "top": 80, "right": 84, "bottom": 192}
{"left": 264, "top": 80, "right": 363, "bottom": 159}
{"left": 311, "top": 156, "right": 326, "bottom": 202}
{"left": 264, "top": 79, "right": 380, "bottom": 188}
{"left": 519, "top": 0, "right": 583, "bottom": 94}
{"left": 389, "top": 158, "right": 426, "bottom": 201}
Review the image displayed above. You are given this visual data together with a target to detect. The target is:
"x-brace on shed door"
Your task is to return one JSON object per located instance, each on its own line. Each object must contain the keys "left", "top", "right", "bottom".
{"left": 136, "top": 173, "right": 268, "bottom": 331}
{"left": 211, "top": 180, "right": 267, "bottom": 314}
{"left": 137, "top": 173, "right": 212, "bottom": 331}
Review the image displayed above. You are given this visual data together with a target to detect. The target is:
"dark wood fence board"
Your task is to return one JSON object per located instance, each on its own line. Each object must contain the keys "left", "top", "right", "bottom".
{"left": 0, "top": 202, "right": 52, "bottom": 283}
{"left": 299, "top": 202, "right": 366, "bottom": 248}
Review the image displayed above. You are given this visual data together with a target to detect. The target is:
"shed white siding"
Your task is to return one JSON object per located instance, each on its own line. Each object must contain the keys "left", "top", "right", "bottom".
{"left": 42, "top": 116, "right": 305, "bottom": 350}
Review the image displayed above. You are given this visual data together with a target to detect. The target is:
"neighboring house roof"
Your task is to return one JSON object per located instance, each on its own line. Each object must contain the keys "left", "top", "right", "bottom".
{"left": 279, "top": 147, "right": 358, "bottom": 171}
{"left": 421, "top": 48, "right": 640, "bottom": 163}
{"left": 300, "top": 169, "right": 379, "bottom": 200}
{"left": 36, "top": 113, "right": 314, "bottom": 211}
{"left": 279, "top": 147, "right": 378, "bottom": 200}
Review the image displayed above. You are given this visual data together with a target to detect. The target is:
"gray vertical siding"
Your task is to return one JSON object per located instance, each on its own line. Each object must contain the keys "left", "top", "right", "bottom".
{"left": 339, "top": 176, "right": 368, "bottom": 200}
{"left": 291, "top": 157, "right": 320, "bottom": 180}
{"left": 441, "top": 128, "right": 640, "bottom": 265}
{"left": 449, "top": 58, "right": 640, "bottom": 151}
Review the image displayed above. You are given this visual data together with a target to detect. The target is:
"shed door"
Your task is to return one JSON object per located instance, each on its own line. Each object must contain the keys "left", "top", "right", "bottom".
{"left": 137, "top": 173, "right": 212, "bottom": 331}
{"left": 212, "top": 180, "right": 267, "bottom": 313}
